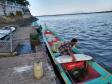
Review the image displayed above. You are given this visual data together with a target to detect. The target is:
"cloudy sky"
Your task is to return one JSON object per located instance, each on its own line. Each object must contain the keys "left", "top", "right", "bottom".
{"left": 28, "top": 0, "right": 112, "bottom": 16}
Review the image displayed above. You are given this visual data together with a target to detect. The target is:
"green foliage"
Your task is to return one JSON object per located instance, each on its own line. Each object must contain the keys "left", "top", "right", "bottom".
{"left": 15, "top": 0, "right": 30, "bottom": 6}
{"left": 16, "top": 11, "right": 22, "bottom": 16}
{"left": 0, "top": 0, "right": 30, "bottom": 6}
{"left": 0, "top": 0, "right": 29, "bottom": 16}
{"left": 9, "top": 12, "right": 14, "bottom": 17}
{"left": 7, "top": 0, "right": 15, "bottom": 2}
{"left": 0, "top": 0, "right": 5, "bottom": 4}
{"left": 30, "top": 33, "right": 39, "bottom": 40}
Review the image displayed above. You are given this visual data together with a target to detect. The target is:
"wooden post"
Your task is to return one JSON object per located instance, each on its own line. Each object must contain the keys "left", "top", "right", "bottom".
{"left": 10, "top": 28, "right": 13, "bottom": 55}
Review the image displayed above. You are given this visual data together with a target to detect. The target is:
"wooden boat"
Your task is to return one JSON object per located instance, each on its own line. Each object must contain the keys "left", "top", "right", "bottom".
{"left": 42, "top": 24, "right": 112, "bottom": 84}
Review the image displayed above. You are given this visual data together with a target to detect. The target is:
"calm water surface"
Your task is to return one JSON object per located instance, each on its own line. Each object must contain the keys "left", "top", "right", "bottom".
{"left": 38, "top": 12, "right": 112, "bottom": 68}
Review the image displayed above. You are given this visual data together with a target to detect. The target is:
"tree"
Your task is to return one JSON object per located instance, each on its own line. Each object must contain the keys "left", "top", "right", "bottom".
{"left": 0, "top": 0, "right": 30, "bottom": 16}
{"left": 15, "top": 0, "right": 29, "bottom": 6}
{"left": 0, "top": 0, "right": 7, "bottom": 16}
{"left": 0, "top": 0, "right": 15, "bottom": 16}
{"left": 7, "top": 0, "right": 15, "bottom": 2}
{"left": 23, "top": 0, "right": 29, "bottom": 6}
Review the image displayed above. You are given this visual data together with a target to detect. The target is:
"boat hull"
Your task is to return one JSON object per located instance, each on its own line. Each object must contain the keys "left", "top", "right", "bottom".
{"left": 41, "top": 24, "right": 112, "bottom": 84}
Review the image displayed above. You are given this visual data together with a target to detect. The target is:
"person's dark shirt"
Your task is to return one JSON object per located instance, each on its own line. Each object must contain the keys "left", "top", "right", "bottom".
{"left": 58, "top": 42, "right": 73, "bottom": 55}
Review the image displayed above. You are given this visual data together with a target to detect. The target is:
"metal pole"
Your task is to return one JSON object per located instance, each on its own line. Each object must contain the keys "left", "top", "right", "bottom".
{"left": 10, "top": 28, "right": 13, "bottom": 54}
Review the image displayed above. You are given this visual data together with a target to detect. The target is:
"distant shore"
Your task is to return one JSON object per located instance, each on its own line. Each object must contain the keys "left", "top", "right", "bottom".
{"left": 37, "top": 10, "right": 112, "bottom": 17}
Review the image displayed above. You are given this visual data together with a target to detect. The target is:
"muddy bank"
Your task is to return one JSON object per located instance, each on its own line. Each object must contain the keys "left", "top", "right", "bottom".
{"left": 0, "top": 16, "right": 38, "bottom": 27}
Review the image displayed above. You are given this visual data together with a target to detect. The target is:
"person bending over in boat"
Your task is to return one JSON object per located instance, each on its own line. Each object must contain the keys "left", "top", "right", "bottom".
{"left": 58, "top": 38, "right": 78, "bottom": 56}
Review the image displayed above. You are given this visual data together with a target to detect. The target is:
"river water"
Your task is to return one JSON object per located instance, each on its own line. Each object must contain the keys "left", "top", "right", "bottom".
{"left": 38, "top": 12, "right": 112, "bottom": 68}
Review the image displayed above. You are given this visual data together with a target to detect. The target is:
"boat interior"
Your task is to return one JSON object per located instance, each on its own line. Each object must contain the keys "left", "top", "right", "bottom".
{"left": 61, "top": 62, "right": 101, "bottom": 83}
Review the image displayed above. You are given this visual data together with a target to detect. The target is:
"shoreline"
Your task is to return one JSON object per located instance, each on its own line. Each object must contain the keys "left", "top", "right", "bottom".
{"left": 0, "top": 16, "right": 59, "bottom": 84}
{"left": 0, "top": 16, "right": 37, "bottom": 27}
{"left": 37, "top": 11, "right": 112, "bottom": 17}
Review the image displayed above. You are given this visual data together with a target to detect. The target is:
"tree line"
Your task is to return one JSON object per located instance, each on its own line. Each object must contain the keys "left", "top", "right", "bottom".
{"left": 0, "top": 0, "right": 29, "bottom": 6}
{"left": 0, "top": 0, "right": 30, "bottom": 16}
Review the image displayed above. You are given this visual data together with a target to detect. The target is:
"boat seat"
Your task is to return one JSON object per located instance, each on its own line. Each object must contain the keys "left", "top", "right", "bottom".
{"left": 55, "top": 54, "right": 92, "bottom": 63}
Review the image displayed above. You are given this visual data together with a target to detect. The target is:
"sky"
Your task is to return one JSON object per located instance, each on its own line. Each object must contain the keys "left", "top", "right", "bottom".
{"left": 28, "top": 0, "right": 112, "bottom": 16}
